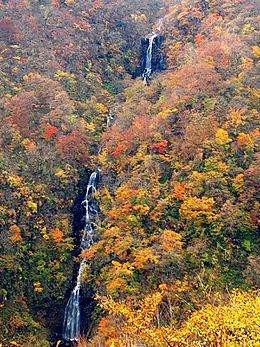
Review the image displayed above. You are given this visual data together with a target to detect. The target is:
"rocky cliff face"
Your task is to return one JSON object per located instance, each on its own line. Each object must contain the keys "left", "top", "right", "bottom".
{"left": 133, "top": 35, "right": 166, "bottom": 78}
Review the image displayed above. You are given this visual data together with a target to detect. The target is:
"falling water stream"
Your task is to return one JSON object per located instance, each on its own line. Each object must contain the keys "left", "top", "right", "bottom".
{"left": 142, "top": 18, "right": 163, "bottom": 85}
{"left": 62, "top": 171, "right": 98, "bottom": 341}
{"left": 62, "top": 14, "right": 166, "bottom": 343}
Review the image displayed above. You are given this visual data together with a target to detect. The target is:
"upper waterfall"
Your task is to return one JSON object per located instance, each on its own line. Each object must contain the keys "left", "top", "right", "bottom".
{"left": 142, "top": 17, "right": 164, "bottom": 85}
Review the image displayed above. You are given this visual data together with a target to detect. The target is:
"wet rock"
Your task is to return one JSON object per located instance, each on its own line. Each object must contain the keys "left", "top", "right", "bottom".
{"left": 133, "top": 35, "right": 166, "bottom": 79}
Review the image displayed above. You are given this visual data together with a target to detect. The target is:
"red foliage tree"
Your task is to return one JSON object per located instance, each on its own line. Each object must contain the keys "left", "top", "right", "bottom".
{"left": 151, "top": 140, "right": 168, "bottom": 154}
{"left": 55, "top": 129, "right": 88, "bottom": 162}
{"left": 43, "top": 124, "right": 58, "bottom": 140}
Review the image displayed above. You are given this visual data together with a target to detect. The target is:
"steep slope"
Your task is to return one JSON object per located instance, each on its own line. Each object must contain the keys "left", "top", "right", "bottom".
{"left": 81, "top": 0, "right": 259, "bottom": 345}
{"left": 0, "top": 0, "right": 259, "bottom": 346}
{"left": 0, "top": 0, "right": 166, "bottom": 345}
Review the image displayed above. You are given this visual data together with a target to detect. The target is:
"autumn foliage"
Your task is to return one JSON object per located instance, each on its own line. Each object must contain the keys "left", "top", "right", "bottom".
{"left": 0, "top": 0, "right": 259, "bottom": 345}
{"left": 95, "top": 289, "right": 260, "bottom": 347}
{"left": 43, "top": 124, "right": 58, "bottom": 140}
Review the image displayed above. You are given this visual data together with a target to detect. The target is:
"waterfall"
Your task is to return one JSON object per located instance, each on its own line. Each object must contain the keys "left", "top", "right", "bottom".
{"left": 62, "top": 171, "right": 99, "bottom": 341}
{"left": 142, "top": 18, "right": 163, "bottom": 86}
{"left": 62, "top": 15, "right": 166, "bottom": 342}
{"left": 142, "top": 32, "right": 158, "bottom": 85}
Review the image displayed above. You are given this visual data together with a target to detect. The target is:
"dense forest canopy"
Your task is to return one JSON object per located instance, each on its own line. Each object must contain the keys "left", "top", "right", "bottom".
{"left": 0, "top": 0, "right": 259, "bottom": 346}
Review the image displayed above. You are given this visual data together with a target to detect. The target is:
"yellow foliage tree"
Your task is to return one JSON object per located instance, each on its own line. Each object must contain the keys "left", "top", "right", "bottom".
{"left": 175, "top": 290, "right": 260, "bottom": 347}
{"left": 180, "top": 196, "right": 217, "bottom": 223}
{"left": 95, "top": 290, "right": 260, "bottom": 347}
{"left": 215, "top": 128, "right": 232, "bottom": 145}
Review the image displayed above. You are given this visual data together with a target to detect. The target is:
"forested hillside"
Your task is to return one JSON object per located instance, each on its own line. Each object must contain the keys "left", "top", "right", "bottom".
{"left": 0, "top": 0, "right": 259, "bottom": 346}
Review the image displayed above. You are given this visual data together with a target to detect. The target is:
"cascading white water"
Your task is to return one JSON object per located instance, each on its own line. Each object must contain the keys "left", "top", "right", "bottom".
{"left": 142, "top": 32, "right": 158, "bottom": 85}
{"left": 62, "top": 171, "right": 98, "bottom": 341}
{"left": 62, "top": 15, "right": 166, "bottom": 341}
{"left": 142, "top": 18, "right": 163, "bottom": 85}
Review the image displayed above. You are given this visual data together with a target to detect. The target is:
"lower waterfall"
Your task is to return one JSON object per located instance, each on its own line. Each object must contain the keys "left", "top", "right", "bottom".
{"left": 62, "top": 171, "right": 99, "bottom": 341}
